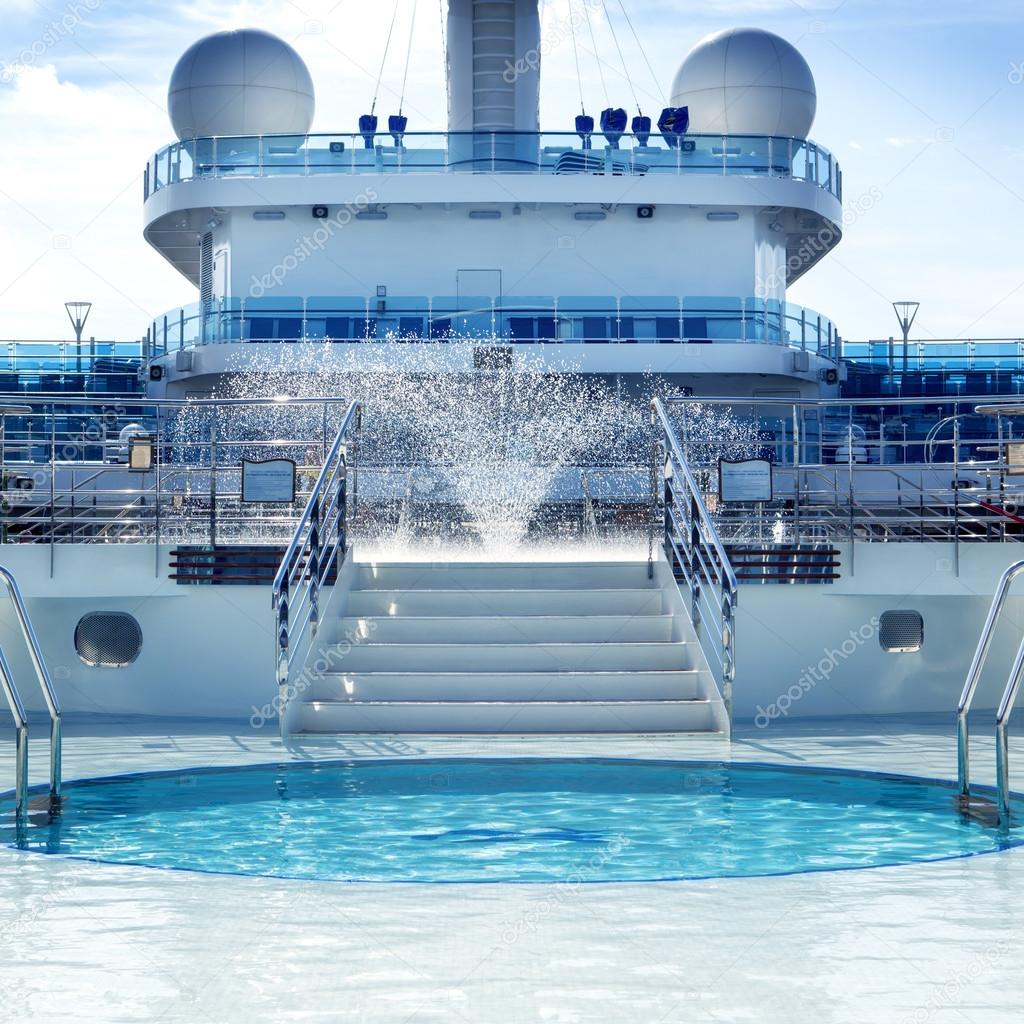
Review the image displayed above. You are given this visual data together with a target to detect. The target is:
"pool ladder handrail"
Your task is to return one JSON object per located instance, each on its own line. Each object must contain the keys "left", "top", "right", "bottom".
{"left": 0, "top": 565, "right": 62, "bottom": 822}
{"left": 957, "top": 558, "right": 1024, "bottom": 830}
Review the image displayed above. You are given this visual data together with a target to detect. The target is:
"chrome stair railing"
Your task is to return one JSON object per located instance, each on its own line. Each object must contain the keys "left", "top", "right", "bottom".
{"left": 0, "top": 565, "right": 62, "bottom": 822}
{"left": 653, "top": 398, "right": 739, "bottom": 721}
{"left": 271, "top": 402, "right": 361, "bottom": 730}
{"left": 957, "top": 558, "right": 1024, "bottom": 830}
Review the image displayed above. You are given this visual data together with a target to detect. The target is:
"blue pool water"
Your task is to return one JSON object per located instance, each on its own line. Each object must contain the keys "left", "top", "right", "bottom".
{"left": 4, "top": 759, "right": 1020, "bottom": 882}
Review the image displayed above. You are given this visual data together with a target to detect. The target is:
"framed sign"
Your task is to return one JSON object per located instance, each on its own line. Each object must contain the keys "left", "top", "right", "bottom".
{"left": 1007, "top": 442, "right": 1024, "bottom": 476}
{"left": 241, "top": 458, "right": 296, "bottom": 503}
{"left": 718, "top": 458, "right": 773, "bottom": 503}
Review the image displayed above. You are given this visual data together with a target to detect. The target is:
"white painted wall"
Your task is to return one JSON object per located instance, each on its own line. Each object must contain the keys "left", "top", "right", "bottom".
{"left": 0, "top": 541, "right": 1019, "bottom": 725}
{"left": 221, "top": 203, "right": 768, "bottom": 302}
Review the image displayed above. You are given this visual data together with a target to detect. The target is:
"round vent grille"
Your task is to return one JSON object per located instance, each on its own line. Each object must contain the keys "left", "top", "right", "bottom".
{"left": 878, "top": 610, "right": 924, "bottom": 653}
{"left": 75, "top": 612, "right": 143, "bottom": 667}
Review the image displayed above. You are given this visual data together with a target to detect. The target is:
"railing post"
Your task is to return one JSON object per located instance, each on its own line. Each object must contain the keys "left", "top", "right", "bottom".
{"left": 953, "top": 415, "right": 960, "bottom": 577}
{"left": 208, "top": 414, "right": 218, "bottom": 548}
{"left": 275, "top": 578, "right": 290, "bottom": 688}
{"left": 721, "top": 580, "right": 735, "bottom": 723}
{"left": 308, "top": 490, "right": 321, "bottom": 637}
{"left": 689, "top": 490, "right": 702, "bottom": 638}
{"left": 338, "top": 453, "right": 348, "bottom": 558}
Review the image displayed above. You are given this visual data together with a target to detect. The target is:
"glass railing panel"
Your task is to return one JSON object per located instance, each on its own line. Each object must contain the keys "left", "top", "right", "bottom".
{"left": 152, "top": 294, "right": 839, "bottom": 353}
{"left": 146, "top": 132, "right": 840, "bottom": 193}
{"left": 683, "top": 296, "right": 743, "bottom": 341}
{"left": 263, "top": 137, "right": 307, "bottom": 175}
{"left": 306, "top": 296, "right": 370, "bottom": 341}
{"left": 373, "top": 296, "right": 429, "bottom": 339}
{"left": 745, "top": 297, "right": 784, "bottom": 342}
{"left": 430, "top": 296, "right": 494, "bottom": 339}
{"left": 304, "top": 137, "right": 354, "bottom": 174}
{"left": 215, "top": 137, "right": 262, "bottom": 176}
{"left": 241, "top": 296, "right": 304, "bottom": 341}
{"left": 499, "top": 296, "right": 557, "bottom": 342}
{"left": 791, "top": 140, "right": 812, "bottom": 184}
{"left": 557, "top": 297, "right": 617, "bottom": 342}
{"left": 619, "top": 296, "right": 681, "bottom": 343}
{"left": 726, "top": 136, "right": 772, "bottom": 176}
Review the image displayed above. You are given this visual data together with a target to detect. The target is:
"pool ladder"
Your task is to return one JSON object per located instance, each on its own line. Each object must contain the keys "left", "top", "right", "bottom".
{"left": 0, "top": 565, "right": 62, "bottom": 823}
{"left": 957, "top": 559, "right": 1024, "bottom": 831}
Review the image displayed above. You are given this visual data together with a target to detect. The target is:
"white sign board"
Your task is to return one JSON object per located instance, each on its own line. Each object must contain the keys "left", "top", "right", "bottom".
{"left": 1007, "top": 442, "right": 1024, "bottom": 476}
{"left": 718, "top": 458, "right": 773, "bottom": 503}
{"left": 241, "top": 459, "right": 296, "bottom": 504}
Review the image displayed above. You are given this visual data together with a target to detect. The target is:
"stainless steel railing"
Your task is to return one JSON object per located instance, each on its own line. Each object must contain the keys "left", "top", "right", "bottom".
{"left": 957, "top": 559, "right": 1024, "bottom": 829}
{"left": 272, "top": 401, "right": 361, "bottom": 728}
{"left": 653, "top": 398, "right": 739, "bottom": 720}
{"left": 0, "top": 565, "right": 62, "bottom": 821}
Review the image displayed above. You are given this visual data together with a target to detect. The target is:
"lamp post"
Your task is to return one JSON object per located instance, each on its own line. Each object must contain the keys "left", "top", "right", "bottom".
{"left": 893, "top": 301, "right": 919, "bottom": 374}
{"left": 64, "top": 301, "right": 92, "bottom": 374}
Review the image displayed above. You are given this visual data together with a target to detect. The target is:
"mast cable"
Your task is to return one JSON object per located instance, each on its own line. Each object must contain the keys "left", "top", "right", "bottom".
{"left": 439, "top": 0, "right": 448, "bottom": 112}
{"left": 600, "top": 0, "right": 640, "bottom": 115}
{"left": 567, "top": 0, "right": 586, "bottom": 115}
{"left": 370, "top": 0, "right": 402, "bottom": 116}
{"left": 615, "top": 0, "right": 663, "bottom": 107}
{"left": 583, "top": 0, "right": 609, "bottom": 107}
{"left": 399, "top": 0, "right": 418, "bottom": 115}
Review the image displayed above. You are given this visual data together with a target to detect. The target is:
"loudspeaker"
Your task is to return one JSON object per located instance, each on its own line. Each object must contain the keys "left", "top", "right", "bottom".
{"left": 312, "top": 205, "right": 329, "bottom": 219}
{"left": 637, "top": 205, "right": 655, "bottom": 219}
{"left": 148, "top": 364, "right": 164, "bottom": 382}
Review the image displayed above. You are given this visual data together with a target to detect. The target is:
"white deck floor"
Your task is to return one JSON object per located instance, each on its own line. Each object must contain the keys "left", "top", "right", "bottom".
{"left": 1, "top": 716, "right": 1022, "bottom": 1023}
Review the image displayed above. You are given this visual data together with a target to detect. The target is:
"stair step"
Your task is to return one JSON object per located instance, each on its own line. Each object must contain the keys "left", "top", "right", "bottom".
{"left": 344, "top": 588, "right": 665, "bottom": 616}
{"left": 295, "top": 698, "right": 717, "bottom": 734}
{"left": 352, "top": 561, "right": 657, "bottom": 591}
{"left": 331, "top": 641, "right": 694, "bottom": 672}
{"left": 311, "top": 669, "right": 702, "bottom": 702}
{"left": 330, "top": 614, "right": 675, "bottom": 644}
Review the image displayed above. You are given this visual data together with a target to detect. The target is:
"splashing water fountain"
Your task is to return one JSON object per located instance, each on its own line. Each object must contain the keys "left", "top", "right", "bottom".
{"left": 167, "top": 337, "right": 660, "bottom": 557}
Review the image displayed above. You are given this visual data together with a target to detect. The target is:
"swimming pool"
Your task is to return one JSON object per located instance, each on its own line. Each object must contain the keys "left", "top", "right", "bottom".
{"left": 3, "top": 758, "right": 1019, "bottom": 882}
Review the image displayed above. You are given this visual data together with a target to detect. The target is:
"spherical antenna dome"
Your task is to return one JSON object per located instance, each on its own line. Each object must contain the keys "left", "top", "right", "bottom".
{"left": 168, "top": 29, "right": 315, "bottom": 140}
{"left": 670, "top": 28, "right": 816, "bottom": 138}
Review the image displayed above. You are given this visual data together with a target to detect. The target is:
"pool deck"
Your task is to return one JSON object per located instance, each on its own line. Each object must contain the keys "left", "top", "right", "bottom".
{"left": 1, "top": 715, "right": 1022, "bottom": 1023}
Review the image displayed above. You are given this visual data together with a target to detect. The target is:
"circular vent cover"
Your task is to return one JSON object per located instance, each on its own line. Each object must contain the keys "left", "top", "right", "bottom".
{"left": 74, "top": 612, "right": 143, "bottom": 668}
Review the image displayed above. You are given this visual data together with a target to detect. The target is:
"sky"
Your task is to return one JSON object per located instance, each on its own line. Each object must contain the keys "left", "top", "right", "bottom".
{"left": 0, "top": 0, "right": 1022, "bottom": 345}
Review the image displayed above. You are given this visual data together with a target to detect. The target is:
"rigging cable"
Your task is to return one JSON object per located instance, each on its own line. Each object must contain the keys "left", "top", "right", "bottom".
{"left": 567, "top": 0, "right": 587, "bottom": 114}
{"left": 582, "top": 0, "right": 609, "bottom": 107}
{"left": 614, "top": 0, "right": 664, "bottom": 107}
{"left": 370, "top": 0, "right": 402, "bottom": 116}
{"left": 439, "top": 0, "right": 448, "bottom": 108}
{"left": 399, "top": 0, "right": 419, "bottom": 115}
{"left": 600, "top": 0, "right": 640, "bottom": 115}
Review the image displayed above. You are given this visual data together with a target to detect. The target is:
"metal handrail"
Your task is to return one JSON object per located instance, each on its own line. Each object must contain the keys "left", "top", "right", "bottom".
{"left": 0, "top": 565, "right": 61, "bottom": 819}
{"left": 957, "top": 559, "right": 1024, "bottom": 827}
{"left": 652, "top": 398, "right": 738, "bottom": 720}
{"left": 271, "top": 401, "right": 361, "bottom": 726}
{"left": 0, "top": 645, "right": 29, "bottom": 821}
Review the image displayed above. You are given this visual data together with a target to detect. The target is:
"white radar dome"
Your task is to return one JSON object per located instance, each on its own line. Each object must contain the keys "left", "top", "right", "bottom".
{"left": 670, "top": 28, "right": 816, "bottom": 138}
{"left": 168, "top": 29, "right": 315, "bottom": 141}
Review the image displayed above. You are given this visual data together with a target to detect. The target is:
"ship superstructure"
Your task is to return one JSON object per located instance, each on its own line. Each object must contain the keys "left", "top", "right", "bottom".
{"left": 141, "top": 9, "right": 844, "bottom": 397}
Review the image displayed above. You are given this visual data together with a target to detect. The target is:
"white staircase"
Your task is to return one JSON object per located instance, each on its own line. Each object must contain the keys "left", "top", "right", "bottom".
{"left": 289, "top": 559, "right": 729, "bottom": 736}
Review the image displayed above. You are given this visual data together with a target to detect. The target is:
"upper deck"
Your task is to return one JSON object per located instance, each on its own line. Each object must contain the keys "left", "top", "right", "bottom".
{"left": 144, "top": 130, "right": 842, "bottom": 202}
